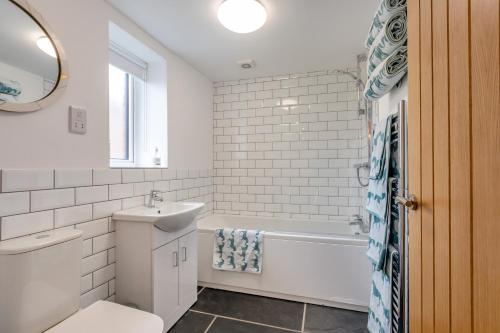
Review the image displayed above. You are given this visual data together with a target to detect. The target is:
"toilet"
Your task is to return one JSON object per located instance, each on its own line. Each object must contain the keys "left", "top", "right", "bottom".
{"left": 0, "top": 229, "right": 163, "bottom": 333}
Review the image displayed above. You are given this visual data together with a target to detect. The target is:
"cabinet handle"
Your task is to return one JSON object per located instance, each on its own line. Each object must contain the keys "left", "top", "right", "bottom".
{"left": 173, "top": 251, "right": 178, "bottom": 267}
{"left": 182, "top": 247, "right": 187, "bottom": 262}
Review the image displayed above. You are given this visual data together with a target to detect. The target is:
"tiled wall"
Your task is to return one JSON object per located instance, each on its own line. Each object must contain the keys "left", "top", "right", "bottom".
{"left": 0, "top": 168, "right": 212, "bottom": 307}
{"left": 212, "top": 69, "right": 368, "bottom": 220}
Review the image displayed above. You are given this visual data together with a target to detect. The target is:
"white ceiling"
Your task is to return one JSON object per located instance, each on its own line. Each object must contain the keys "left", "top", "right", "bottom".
{"left": 107, "top": 0, "right": 378, "bottom": 82}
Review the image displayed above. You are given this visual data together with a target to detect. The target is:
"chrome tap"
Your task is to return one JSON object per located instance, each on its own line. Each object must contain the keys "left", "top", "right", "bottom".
{"left": 349, "top": 214, "right": 370, "bottom": 233}
{"left": 147, "top": 190, "right": 163, "bottom": 208}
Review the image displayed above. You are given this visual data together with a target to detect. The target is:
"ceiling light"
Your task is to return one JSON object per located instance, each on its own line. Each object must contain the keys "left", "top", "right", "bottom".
{"left": 217, "top": 0, "right": 267, "bottom": 34}
{"left": 36, "top": 36, "right": 57, "bottom": 58}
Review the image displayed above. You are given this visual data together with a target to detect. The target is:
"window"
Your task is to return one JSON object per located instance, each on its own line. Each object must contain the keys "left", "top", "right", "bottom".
{"left": 108, "top": 45, "right": 146, "bottom": 166}
{"left": 108, "top": 22, "right": 167, "bottom": 168}
{"left": 109, "top": 64, "right": 132, "bottom": 162}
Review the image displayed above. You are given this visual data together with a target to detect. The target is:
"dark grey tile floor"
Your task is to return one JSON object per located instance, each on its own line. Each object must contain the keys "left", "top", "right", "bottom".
{"left": 168, "top": 287, "right": 368, "bottom": 333}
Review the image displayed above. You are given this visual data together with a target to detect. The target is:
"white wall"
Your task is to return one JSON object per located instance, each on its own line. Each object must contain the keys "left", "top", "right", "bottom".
{"left": 0, "top": 0, "right": 213, "bottom": 170}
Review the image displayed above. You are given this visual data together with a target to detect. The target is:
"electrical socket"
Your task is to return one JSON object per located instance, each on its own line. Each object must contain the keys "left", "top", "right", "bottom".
{"left": 69, "top": 106, "right": 87, "bottom": 134}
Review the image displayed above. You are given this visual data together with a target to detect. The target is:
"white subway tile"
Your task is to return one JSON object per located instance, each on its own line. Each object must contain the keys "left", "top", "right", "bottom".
{"left": 55, "top": 205, "right": 92, "bottom": 228}
{"left": 2, "top": 169, "right": 53, "bottom": 192}
{"left": 281, "top": 78, "right": 298, "bottom": 88}
{"left": 318, "top": 75, "right": 337, "bottom": 84}
{"left": 122, "top": 169, "right": 144, "bottom": 183}
{"left": 144, "top": 169, "right": 162, "bottom": 181}
{"left": 133, "top": 182, "right": 153, "bottom": 196}
{"left": 214, "top": 70, "right": 366, "bottom": 219}
{"left": 263, "top": 81, "right": 280, "bottom": 90}
{"left": 299, "top": 76, "right": 318, "bottom": 86}
{"left": 121, "top": 196, "right": 145, "bottom": 209}
{"left": 109, "top": 279, "right": 116, "bottom": 295}
{"left": 31, "top": 188, "right": 74, "bottom": 212}
{"left": 76, "top": 218, "right": 109, "bottom": 240}
{"left": 0, "top": 192, "right": 29, "bottom": 217}
{"left": 81, "top": 251, "right": 108, "bottom": 276}
{"left": 82, "top": 239, "right": 92, "bottom": 257}
{"left": 108, "top": 183, "right": 134, "bottom": 200}
{"left": 81, "top": 274, "right": 93, "bottom": 293}
{"left": 107, "top": 247, "right": 116, "bottom": 264}
{"left": 55, "top": 169, "right": 92, "bottom": 188}
{"left": 80, "top": 282, "right": 108, "bottom": 308}
{"left": 93, "top": 200, "right": 121, "bottom": 219}
{"left": 93, "top": 263, "right": 115, "bottom": 287}
{"left": 76, "top": 186, "right": 108, "bottom": 205}
{"left": 92, "top": 169, "right": 122, "bottom": 185}
{"left": 93, "top": 232, "right": 115, "bottom": 253}
{"left": 1, "top": 210, "right": 54, "bottom": 240}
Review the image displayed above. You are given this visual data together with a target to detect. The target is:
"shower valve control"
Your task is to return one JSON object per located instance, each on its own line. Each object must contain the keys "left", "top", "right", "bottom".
{"left": 69, "top": 106, "right": 87, "bottom": 134}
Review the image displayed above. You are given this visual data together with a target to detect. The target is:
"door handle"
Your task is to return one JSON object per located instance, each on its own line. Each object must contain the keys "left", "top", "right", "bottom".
{"left": 181, "top": 247, "right": 187, "bottom": 262}
{"left": 395, "top": 195, "right": 418, "bottom": 210}
{"left": 173, "top": 251, "right": 179, "bottom": 267}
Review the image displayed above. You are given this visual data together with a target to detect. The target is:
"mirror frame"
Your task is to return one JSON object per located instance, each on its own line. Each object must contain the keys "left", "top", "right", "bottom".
{"left": 0, "top": 0, "right": 68, "bottom": 112}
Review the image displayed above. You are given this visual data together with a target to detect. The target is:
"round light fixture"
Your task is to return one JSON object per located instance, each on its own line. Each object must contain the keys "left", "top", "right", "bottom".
{"left": 217, "top": 0, "right": 267, "bottom": 34}
{"left": 36, "top": 36, "right": 57, "bottom": 58}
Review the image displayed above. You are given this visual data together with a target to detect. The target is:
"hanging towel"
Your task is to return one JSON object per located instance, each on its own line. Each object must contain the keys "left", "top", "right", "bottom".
{"left": 366, "top": 117, "right": 394, "bottom": 269}
{"left": 367, "top": 9, "right": 407, "bottom": 76}
{"left": 364, "top": 46, "right": 408, "bottom": 101}
{"left": 366, "top": 115, "right": 393, "bottom": 220}
{"left": 213, "top": 228, "right": 263, "bottom": 274}
{"left": 367, "top": 249, "right": 397, "bottom": 333}
{"left": 365, "top": 0, "right": 407, "bottom": 49}
{"left": 369, "top": 116, "right": 392, "bottom": 181}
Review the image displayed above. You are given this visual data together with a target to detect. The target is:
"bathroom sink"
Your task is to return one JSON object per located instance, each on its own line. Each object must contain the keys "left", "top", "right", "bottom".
{"left": 113, "top": 202, "right": 205, "bottom": 232}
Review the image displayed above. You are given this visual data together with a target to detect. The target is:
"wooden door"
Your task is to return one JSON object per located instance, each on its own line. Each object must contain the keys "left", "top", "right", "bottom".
{"left": 408, "top": 0, "right": 499, "bottom": 332}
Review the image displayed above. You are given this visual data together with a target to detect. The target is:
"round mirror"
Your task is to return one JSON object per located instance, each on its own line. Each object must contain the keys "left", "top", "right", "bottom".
{"left": 0, "top": 0, "right": 68, "bottom": 112}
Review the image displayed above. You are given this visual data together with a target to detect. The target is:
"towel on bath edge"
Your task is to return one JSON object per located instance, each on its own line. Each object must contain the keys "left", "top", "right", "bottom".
{"left": 367, "top": 9, "right": 407, "bottom": 77}
{"left": 365, "top": 0, "right": 407, "bottom": 49}
{"left": 364, "top": 46, "right": 408, "bottom": 101}
{"left": 213, "top": 228, "right": 263, "bottom": 274}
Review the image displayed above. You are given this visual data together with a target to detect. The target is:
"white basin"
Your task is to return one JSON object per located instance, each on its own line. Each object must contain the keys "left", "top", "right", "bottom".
{"left": 113, "top": 202, "right": 205, "bottom": 232}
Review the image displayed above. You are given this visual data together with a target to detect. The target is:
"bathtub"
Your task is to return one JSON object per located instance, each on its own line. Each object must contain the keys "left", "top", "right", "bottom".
{"left": 197, "top": 214, "right": 371, "bottom": 312}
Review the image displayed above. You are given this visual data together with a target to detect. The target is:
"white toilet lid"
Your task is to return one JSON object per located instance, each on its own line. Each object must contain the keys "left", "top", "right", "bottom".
{"left": 45, "top": 301, "right": 164, "bottom": 333}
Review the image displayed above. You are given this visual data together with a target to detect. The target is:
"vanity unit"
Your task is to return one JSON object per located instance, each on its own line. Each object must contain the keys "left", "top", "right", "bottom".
{"left": 113, "top": 202, "right": 204, "bottom": 332}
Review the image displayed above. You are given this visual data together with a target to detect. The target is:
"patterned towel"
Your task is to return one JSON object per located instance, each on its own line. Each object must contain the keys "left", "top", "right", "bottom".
{"left": 213, "top": 228, "right": 263, "bottom": 274}
{"left": 367, "top": 9, "right": 407, "bottom": 76}
{"left": 369, "top": 116, "right": 392, "bottom": 181}
{"left": 364, "top": 46, "right": 408, "bottom": 101}
{"left": 366, "top": 116, "right": 393, "bottom": 221}
{"left": 367, "top": 268, "right": 392, "bottom": 333}
{"left": 366, "top": 115, "right": 395, "bottom": 269}
{"left": 0, "top": 77, "right": 21, "bottom": 97}
{"left": 365, "top": 0, "right": 407, "bottom": 49}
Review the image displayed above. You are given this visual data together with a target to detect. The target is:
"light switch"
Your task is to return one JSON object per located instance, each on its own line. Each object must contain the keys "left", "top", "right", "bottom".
{"left": 69, "top": 106, "right": 87, "bottom": 134}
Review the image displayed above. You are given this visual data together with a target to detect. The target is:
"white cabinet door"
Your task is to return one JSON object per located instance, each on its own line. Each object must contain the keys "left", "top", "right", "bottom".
{"left": 153, "top": 240, "right": 179, "bottom": 326}
{"left": 179, "top": 231, "right": 197, "bottom": 308}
